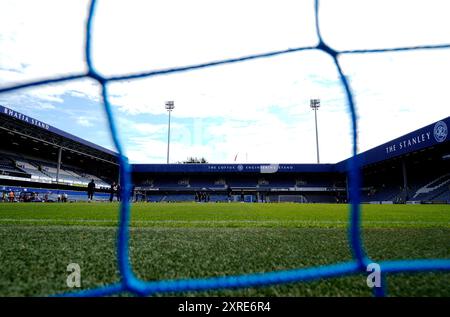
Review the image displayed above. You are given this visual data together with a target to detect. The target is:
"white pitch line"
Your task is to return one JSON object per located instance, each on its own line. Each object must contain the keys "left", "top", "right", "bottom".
{"left": 0, "top": 218, "right": 448, "bottom": 225}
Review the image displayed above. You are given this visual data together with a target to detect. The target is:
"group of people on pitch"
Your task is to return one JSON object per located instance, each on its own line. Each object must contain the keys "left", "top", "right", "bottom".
{"left": 195, "top": 191, "right": 210, "bottom": 202}
{"left": 87, "top": 179, "right": 121, "bottom": 202}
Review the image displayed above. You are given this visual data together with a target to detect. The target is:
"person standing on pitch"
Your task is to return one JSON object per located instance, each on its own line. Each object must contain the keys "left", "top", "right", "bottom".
{"left": 8, "top": 190, "right": 15, "bottom": 203}
{"left": 109, "top": 182, "right": 116, "bottom": 202}
{"left": 116, "top": 184, "right": 121, "bottom": 202}
{"left": 226, "top": 185, "right": 232, "bottom": 203}
{"left": 87, "top": 179, "right": 95, "bottom": 202}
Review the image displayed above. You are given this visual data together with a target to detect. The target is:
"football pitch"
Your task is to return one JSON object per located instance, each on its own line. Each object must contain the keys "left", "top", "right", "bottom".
{"left": 0, "top": 202, "right": 449, "bottom": 297}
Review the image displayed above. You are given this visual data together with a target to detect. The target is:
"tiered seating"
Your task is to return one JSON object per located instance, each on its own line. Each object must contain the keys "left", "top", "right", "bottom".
{"left": 412, "top": 174, "right": 450, "bottom": 201}
{"left": 190, "top": 179, "right": 226, "bottom": 189}
{"left": 228, "top": 179, "right": 257, "bottom": 187}
{"left": 139, "top": 176, "right": 339, "bottom": 191}
{"left": 155, "top": 180, "right": 184, "bottom": 188}
{"left": 0, "top": 157, "right": 31, "bottom": 177}
{"left": 61, "top": 166, "right": 109, "bottom": 188}
{"left": 34, "top": 163, "right": 85, "bottom": 185}
{"left": 164, "top": 194, "right": 195, "bottom": 202}
{"left": 209, "top": 194, "right": 228, "bottom": 202}
{"left": 0, "top": 157, "right": 20, "bottom": 172}
{"left": 362, "top": 185, "right": 401, "bottom": 202}
{"left": 258, "top": 180, "right": 295, "bottom": 188}
{"left": 146, "top": 194, "right": 166, "bottom": 202}
{"left": 14, "top": 159, "right": 51, "bottom": 181}
{"left": 433, "top": 190, "right": 450, "bottom": 202}
{"left": 145, "top": 193, "right": 230, "bottom": 202}
{"left": 305, "top": 194, "right": 338, "bottom": 203}
{"left": 0, "top": 152, "right": 111, "bottom": 188}
{"left": 84, "top": 174, "right": 110, "bottom": 189}
{"left": 25, "top": 159, "right": 110, "bottom": 188}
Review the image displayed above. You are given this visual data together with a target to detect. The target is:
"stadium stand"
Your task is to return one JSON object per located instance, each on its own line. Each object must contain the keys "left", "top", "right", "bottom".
{"left": 353, "top": 118, "right": 450, "bottom": 204}
{"left": 1, "top": 151, "right": 112, "bottom": 188}
{"left": 133, "top": 117, "right": 450, "bottom": 204}
{"left": 1, "top": 103, "right": 448, "bottom": 204}
{"left": 132, "top": 163, "right": 346, "bottom": 203}
{"left": 0, "top": 105, "right": 118, "bottom": 201}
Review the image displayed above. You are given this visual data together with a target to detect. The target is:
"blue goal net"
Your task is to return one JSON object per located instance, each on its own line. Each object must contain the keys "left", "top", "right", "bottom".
{"left": 1, "top": 0, "right": 449, "bottom": 297}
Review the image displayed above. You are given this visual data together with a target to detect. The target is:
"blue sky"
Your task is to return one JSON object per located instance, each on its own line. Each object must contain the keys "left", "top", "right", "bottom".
{"left": 1, "top": 0, "right": 449, "bottom": 163}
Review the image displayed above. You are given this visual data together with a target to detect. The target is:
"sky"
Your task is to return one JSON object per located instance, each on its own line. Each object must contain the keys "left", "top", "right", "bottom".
{"left": 0, "top": 0, "right": 449, "bottom": 164}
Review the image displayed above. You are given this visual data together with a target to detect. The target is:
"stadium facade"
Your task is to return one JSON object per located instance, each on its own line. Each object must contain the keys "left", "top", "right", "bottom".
{"left": 1, "top": 104, "right": 448, "bottom": 203}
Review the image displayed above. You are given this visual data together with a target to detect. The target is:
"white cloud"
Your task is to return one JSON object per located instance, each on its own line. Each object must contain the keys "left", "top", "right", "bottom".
{"left": 339, "top": 49, "right": 450, "bottom": 153}
{"left": 133, "top": 123, "right": 167, "bottom": 135}
{"left": 106, "top": 50, "right": 340, "bottom": 119}
{"left": 76, "top": 117, "right": 93, "bottom": 127}
{"left": 0, "top": 0, "right": 88, "bottom": 82}
{"left": 92, "top": 0, "right": 317, "bottom": 76}
{"left": 320, "top": 0, "right": 450, "bottom": 50}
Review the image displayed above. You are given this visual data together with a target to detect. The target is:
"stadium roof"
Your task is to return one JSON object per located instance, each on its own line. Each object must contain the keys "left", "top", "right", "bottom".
{"left": 336, "top": 116, "right": 450, "bottom": 172}
{"left": 0, "top": 105, "right": 118, "bottom": 164}
{"left": 2, "top": 104, "right": 447, "bottom": 172}
{"left": 132, "top": 163, "right": 336, "bottom": 174}
{"left": 134, "top": 117, "right": 449, "bottom": 174}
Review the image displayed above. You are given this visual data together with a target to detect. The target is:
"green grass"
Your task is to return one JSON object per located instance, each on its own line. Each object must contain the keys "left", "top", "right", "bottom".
{"left": 0, "top": 202, "right": 449, "bottom": 296}
{"left": 0, "top": 202, "right": 449, "bottom": 228}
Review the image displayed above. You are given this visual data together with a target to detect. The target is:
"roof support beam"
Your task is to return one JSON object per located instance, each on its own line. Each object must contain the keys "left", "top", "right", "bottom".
{"left": 56, "top": 146, "right": 62, "bottom": 185}
{"left": 0, "top": 125, "right": 118, "bottom": 166}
